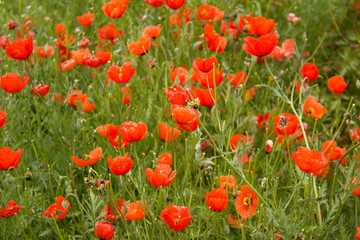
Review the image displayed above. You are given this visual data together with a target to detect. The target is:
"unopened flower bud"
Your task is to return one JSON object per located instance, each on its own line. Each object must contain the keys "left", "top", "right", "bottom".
{"left": 265, "top": 140, "right": 273, "bottom": 154}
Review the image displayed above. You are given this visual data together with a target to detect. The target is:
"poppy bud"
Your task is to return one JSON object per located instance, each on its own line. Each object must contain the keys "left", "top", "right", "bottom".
{"left": 356, "top": 79, "right": 360, "bottom": 89}
{"left": 265, "top": 140, "right": 273, "bottom": 154}
{"left": 7, "top": 20, "right": 18, "bottom": 29}
{"left": 25, "top": 170, "right": 33, "bottom": 181}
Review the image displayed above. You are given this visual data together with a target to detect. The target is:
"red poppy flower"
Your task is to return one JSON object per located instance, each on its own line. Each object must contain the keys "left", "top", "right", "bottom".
{"left": 76, "top": 13, "right": 95, "bottom": 26}
{"left": 43, "top": 196, "right": 70, "bottom": 220}
{"left": 299, "top": 63, "right": 319, "bottom": 82}
{"left": 6, "top": 36, "right": 34, "bottom": 60}
{"left": 96, "top": 179, "right": 110, "bottom": 188}
{"left": 119, "top": 121, "right": 148, "bottom": 142}
{"left": 171, "top": 105, "right": 201, "bottom": 132}
{"left": 227, "top": 72, "right": 247, "bottom": 88}
{"left": 0, "top": 200, "right": 21, "bottom": 218}
{"left": 239, "top": 153, "right": 253, "bottom": 164}
{"left": 165, "top": 85, "right": 189, "bottom": 105}
{"left": 219, "top": 175, "right": 237, "bottom": 191}
{"left": 55, "top": 23, "right": 66, "bottom": 36}
{"left": 0, "top": 110, "right": 6, "bottom": 130}
{"left": 303, "top": 96, "right": 328, "bottom": 119}
{"left": 292, "top": 147, "right": 328, "bottom": 173}
{"left": 102, "top": 0, "right": 127, "bottom": 18}
{"left": 97, "top": 124, "right": 122, "bottom": 148}
{"left": 118, "top": 86, "right": 131, "bottom": 105}
{"left": 193, "top": 68, "right": 224, "bottom": 88}
{"left": 295, "top": 80, "right": 309, "bottom": 93}
{"left": 31, "top": 84, "right": 50, "bottom": 97}
{"left": 351, "top": 128, "right": 360, "bottom": 143}
{"left": 198, "top": 4, "right": 223, "bottom": 21}
{"left": 107, "top": 62, "right": 135, "bottom": 84}
{"left": 83, "top": 55, "right": 102, "bottom": 68}
{"left": 234, "top": 185, "right": 258, "bottom": 219}
{"left": 144, "top": 25, "right": 162, "bottom": 39}
{"left": 321, "top": 140, "right": 347, "bottom": 165}
{"left": 238, "top": 13, "right": 253, "bottom": 33}
{"left": 356, "top": 227, "right": 360, "bottom": 240}
{"left": 72, "top": 147, "right": 104, "bottom": 167}
{"left": 7, "top": 20, "right": 18, "bottom": 29}
{"left": 1, "top": 73, "right": 30, "bottom": 94}
{"left": 206, "top": 188, "right": 228, "bottom": 212}
{"left": 127, "top": 34, "right": 151, "bottom": 56}
{"left": 256, "top": 113, "right": 271, "bottom": 130}
{"left": 157, "top": 153, "right": 173, "bottom": 166}
{"left": 146, "top": 164, "right": 177, "bottom": 187}
{"left": 95, "top": 51, "right": 112, "bottom": 64}
{"left": 72, "top": 48, "right": 91, "bottom": 65}
{"left": 271, "top": 39, "right": 295, "bottom": 60}
{"left": 221, "top": 20, "right": 239, "bottom": 38}
{"left": 204, "top": 24, "right": 227, "bottom": 53}
{"left": 161, "top": 205, "right": 192, "bottom": 231}
{"left": 36, "top": 46, "right": 54, "bottom": 58}
{"left": 146, "top": 0, "right": 164, "bottom": 7}
{"left": 243, "top": 32, "right": 278, "bottom": 57}
{"left": 0, "top": 36, "right": 10, "bottom": 49}
{"left": 52, "top": 93, "right": 64, "bottom": 104}
{"left": 248, "top": 16, "right": 275, "bottom": 36}
{"left": 230, "top": 134, "right": 253, "bottom": 150}
{"left": 77, "top": 38, "right": 90, "bottom": 48}
{"left": 170, "top": 67, "right": 188, "bottom": 85}
{"left": 165, "top": 0, "right": 186, "bottom": 9}
{"left": 274, "top": 113, "right": 299, "bottom": 135}
{"left": 327, "top": 76, "right": 347, "bottom": 94}
{"left": 187, "top": 86, "right": 215, "bottom": 107}
{"left": 67, "top": 90, "right": 96, "bottom": 112}
{"left": 94, "top": 221, "right": 115, "bottom": 240}
{"left": 102, "top": 199, "right": 125, "bottom": 221}
{"left": 108, "top": 153, "right": 133, "bottom": 175}
{"left": 192, "top": 56, "right": 218, "bottom": 73}
{"left": 226, "top": 214, "right": 245, "bottom": 228}
{"left": 169, "top": 8, "right": 192, "bottom": 26}
{"left": 55, "top": 34, "right": 74, "bottom": 50}
{"left": 121, "top": 201, "right": 147, "bottom": 220}
{"left": 157, "top": 123, "right": 181, "bottom": 142}
{"left": 98, "top": 24, "right": 118, "bottom": 40}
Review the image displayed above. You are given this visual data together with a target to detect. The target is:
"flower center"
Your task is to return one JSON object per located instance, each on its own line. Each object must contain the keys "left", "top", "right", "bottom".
{"left": 243, "top": 197, "right": 252, "bottom": 206}
{"left": 84, "top": 154, "right": 91, "bottom": 161}
{"left": 278, "top": 116, "right": 290, "bottom": 129}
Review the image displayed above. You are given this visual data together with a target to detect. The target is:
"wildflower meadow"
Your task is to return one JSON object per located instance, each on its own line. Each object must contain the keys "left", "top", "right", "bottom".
{"left": 1, "top": 0, "right": 360, "bottom": 239}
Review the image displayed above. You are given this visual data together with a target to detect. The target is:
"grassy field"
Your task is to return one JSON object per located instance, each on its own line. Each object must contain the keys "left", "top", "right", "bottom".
{"left": 0, "top": 0, "right": 360, "bottom": 239}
